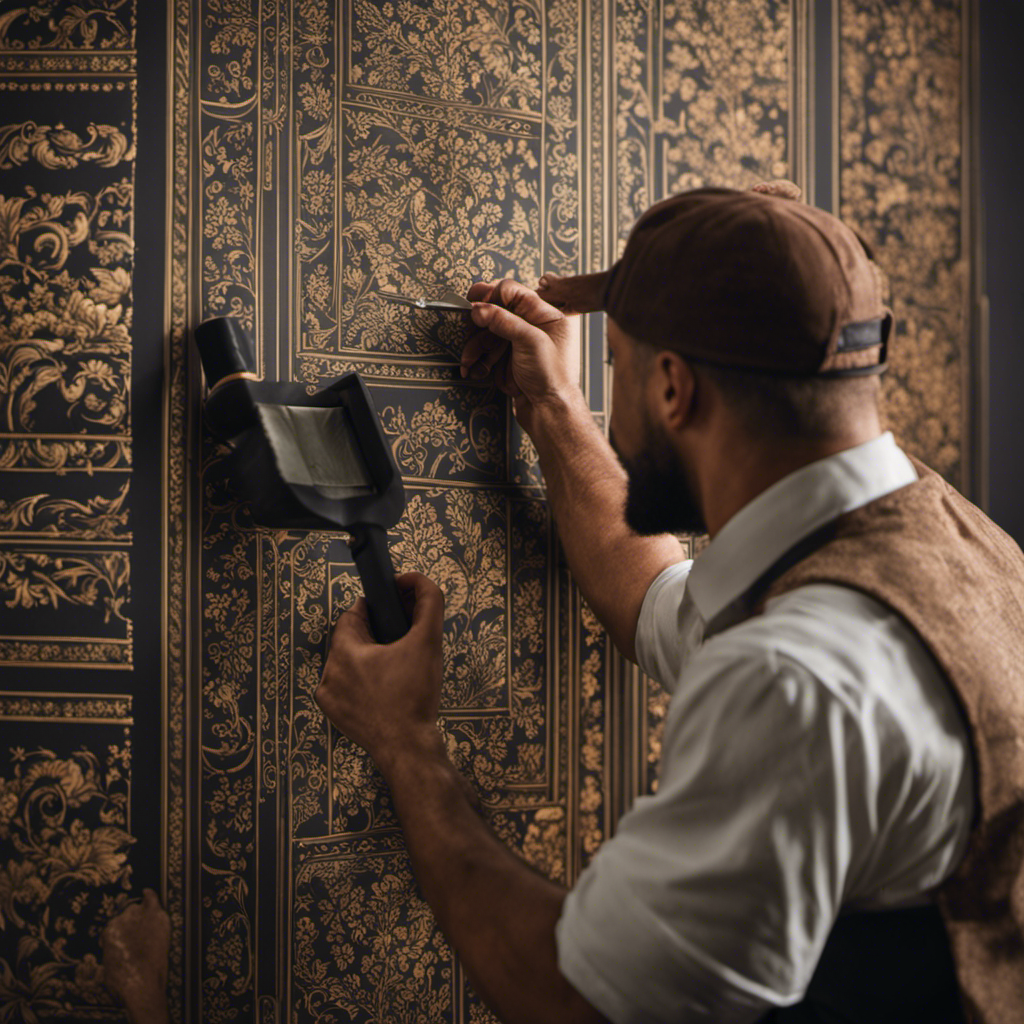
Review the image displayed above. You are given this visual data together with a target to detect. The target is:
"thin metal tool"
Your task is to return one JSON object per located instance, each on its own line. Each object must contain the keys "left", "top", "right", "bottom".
{"left": 378, "top": 289, "right": 472, "bottom": 312}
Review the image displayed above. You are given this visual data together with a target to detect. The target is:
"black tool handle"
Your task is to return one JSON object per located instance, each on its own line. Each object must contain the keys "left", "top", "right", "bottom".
{"left": 349, "top": 524, "right": 411, "bottom": 643}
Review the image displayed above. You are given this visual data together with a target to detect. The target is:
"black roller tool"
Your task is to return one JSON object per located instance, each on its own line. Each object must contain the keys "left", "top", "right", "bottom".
{"left": 194, "top": 316, "right": 410, "bottom": 643}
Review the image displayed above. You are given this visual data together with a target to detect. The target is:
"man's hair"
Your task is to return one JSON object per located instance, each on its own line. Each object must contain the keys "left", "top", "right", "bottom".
{"left": 691, "top": 361, "right": 882, "bottom": 440}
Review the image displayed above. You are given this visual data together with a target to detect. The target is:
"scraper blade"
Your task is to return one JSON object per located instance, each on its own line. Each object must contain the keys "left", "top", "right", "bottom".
{"left": 256, "top": 403, "right": 376, "bottom": 501}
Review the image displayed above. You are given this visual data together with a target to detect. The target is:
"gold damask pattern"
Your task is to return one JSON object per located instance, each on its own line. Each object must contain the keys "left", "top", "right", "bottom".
{"left": 0, "top": 697, "right": 133, "bottom": 1022}
{"left": 0, "top": 47, "right": 135, "bottom": 666}
{"left": 0, "top": 168, "right": 133, "bottom": 471}
{"left": 0, "top": 3, "right": 132, "bottom": 51}
{"left": 183, "top": 0, "right": 590, "bottom": 1015}
{"left": 181, "top": 0, "right": 593, "bottom": 1011}
{"left": 839, "top": 0, "right": 966, "bottom": 484}
{"left": 0, "top": 482, "right": 130, "bottom": 540}
{"left": 0, "top": 5, "right": 139, "bottom": 1021}
{"left": 0, "top": 550, "right": 129, "bottom": 627}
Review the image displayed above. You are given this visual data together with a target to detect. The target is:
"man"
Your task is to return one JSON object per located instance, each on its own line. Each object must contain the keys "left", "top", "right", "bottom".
{"left": 315, "top": 186, "right": 1024, "bottom": 1023}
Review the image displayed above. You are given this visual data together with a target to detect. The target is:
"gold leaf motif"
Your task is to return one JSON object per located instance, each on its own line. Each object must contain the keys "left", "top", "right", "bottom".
{"left": 0, "top": 549, "right": 129, "bottom": 622}
{"left": 0, "top": 121, "right": 132, "bottom": 171}
{"left": 659, "top": 0, "right": 789, "bottom": 192}
{"left": 0, "top": 744, "right": 133, "bottom": 1019}
{"left": 0, "top": 183, "right": 132, "bottom": 443}
{"left": 0, "top": 1, "right": 132, "bottom": 52}
{"left": 0, "top": 481, "right": 130, "bottom": 540}
{"left": 293, "top": 845, "right": 453, "bottom": 1022}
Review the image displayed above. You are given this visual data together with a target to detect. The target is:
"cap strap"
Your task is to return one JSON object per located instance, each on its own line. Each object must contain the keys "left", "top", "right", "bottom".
{"left": 838, "top": 319, "right": 885, "bottom": 352}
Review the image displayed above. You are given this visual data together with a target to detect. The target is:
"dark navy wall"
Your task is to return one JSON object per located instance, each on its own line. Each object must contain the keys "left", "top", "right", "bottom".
{"left": 980, "top": 4, "right": 1024, "bottom": 544}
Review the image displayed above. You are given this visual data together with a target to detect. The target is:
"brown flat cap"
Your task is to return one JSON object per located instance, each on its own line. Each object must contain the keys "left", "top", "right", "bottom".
{"left": 603, "top": 187, "right": 892, "bottom": 376}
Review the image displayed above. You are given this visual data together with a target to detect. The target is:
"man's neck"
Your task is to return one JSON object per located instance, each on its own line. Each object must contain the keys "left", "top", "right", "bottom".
{"left": 698, "top": 428, "right": 884, "bottom": 539}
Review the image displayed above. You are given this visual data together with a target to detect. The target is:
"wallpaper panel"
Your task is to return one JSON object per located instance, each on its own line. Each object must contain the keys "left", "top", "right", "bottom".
{"left": 0, "top": 1, "right": 976, "bottom": 1022}
{"left": 839, "top": 0, "right": 968, "bottom": 486}
{"left": 0, "top": 695, "right": 133, "bottom": 1019}
{"left": 183, "top": 0, "right": 597, "bottom": 1018}
{"left": 0, "top": 12, "right": 135, "bottom": 670}
{"left": 0, "top": 4, "right": 141, "bottom": 1021}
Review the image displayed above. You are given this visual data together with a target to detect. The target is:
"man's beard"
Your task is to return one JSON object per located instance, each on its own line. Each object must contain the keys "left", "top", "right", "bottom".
{"left": 615, "top": 420, "right": 706, "bottom": 536}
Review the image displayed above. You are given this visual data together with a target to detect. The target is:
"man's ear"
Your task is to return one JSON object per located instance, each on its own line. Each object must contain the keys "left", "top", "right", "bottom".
{"left": 648, "top": 351, "right": 697, "bottom": 432}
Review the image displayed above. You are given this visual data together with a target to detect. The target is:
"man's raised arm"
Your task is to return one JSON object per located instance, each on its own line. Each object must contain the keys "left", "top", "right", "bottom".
{"left": 460, "top": 278, "right": 684, "bottom": 662}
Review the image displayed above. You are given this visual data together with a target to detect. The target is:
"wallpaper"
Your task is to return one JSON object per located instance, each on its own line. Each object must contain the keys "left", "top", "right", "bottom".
{"left": 839, "top": 0, "right": 968, "bottom": 484}
{"left": 0, "top": 1, "right": 975, "bottom": 1022}
{"left": 0, "top": 3, "right": 138, "bottom": 1021}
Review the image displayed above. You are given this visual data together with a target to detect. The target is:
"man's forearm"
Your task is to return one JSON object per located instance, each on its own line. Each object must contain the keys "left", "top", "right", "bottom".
{"left": 526, "top": 390, "right": 684, "bottom": 660}
{"left": 378, "top": 729, "right": 607, "bottom": 1024}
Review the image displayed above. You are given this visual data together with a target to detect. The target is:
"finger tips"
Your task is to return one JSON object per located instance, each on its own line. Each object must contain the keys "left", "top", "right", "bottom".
{"left": 470, "top": 302, "right": 495, "bottom": 327}
{"left": 347, "top": 599, "right": 373, "bottom": 636}
{"left": 459, "top": 327, "right": 490, "bottom": 376}
{"left": 411, "top": 584, "right": 445, "bottom": 631}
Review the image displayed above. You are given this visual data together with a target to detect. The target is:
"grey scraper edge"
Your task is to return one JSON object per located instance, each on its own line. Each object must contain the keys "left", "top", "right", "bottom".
{"left": 256, "top": 403, "right": 376, "bottom": 501}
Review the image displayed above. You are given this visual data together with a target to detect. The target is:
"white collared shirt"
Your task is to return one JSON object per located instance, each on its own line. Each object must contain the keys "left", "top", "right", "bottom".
{"left": 556, "top": 433, "right": 975, "bottom": 1024}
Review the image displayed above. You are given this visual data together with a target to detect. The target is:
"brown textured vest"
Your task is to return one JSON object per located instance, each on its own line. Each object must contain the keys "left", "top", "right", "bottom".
{"left": 749, "top": 457, "right": 1024, "bottom": 1024}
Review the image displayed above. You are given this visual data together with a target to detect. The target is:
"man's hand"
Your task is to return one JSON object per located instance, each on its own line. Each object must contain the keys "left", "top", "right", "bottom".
{"left": 460, "top": 278, "right": 582, "bottom": 435}
{"left": 315, "top": 572, "right": 445, "bottom": 767}
{"left": 316, "top": 574, "right": 608, "bottom": 1024}
{"left": 101, "top": 888, "right": 170, "bottom": 1024}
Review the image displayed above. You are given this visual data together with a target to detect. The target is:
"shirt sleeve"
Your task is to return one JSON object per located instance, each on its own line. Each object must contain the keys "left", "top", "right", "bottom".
{"left": 634, "top": 560, "right": 694, "bottom": 688}
{"left": 557, "top": 639, "right": 864, "bottom": 1024}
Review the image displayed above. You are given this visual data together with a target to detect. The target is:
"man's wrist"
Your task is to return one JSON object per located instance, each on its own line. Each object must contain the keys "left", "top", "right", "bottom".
{"left": 373, "top": 723, "right": 449, "bottom": 781}
{"left": 374, "top": 724, "right": 486, "bottom": 818}
{"left": 523, "top": 385, "right": 591, "bottom": 435}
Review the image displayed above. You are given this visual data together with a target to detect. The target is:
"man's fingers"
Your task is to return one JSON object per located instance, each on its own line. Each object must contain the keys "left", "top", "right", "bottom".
{"left": 460, "top": 329, "right": 509, "bottom": 380}
{"left": 334, "top": 597, "right": 374, "bottom": 646}
{"left": 466, "top": 280, "right": 499, "bottom": 303}
{"left": 396, "top": 571, "right": 445, "bottom": 636}
{"left": 750, "top": 178, "right": 802, "bottom": 200}
{"left": 461, "top": 279, "right": 561, "bottom": 380}
{"left": 494, "top": 350, "right": 523, "bottom": 397}
{"left": 490, "top": 277, "right": 563, "bottom": 325}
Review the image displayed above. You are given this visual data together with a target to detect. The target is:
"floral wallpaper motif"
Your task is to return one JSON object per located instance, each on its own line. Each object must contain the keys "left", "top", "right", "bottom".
{"left": 0, "top": 44, "right": 135, "bottom": 668}
{"left": 658, "top": 0, "right": 789, "bottom": 195}
{"left": 0, "top": 714, "right": 133, "bottom": 1023}
{"left": 0, "top": 177, "right": 133, "bottom": 468}
{"left": 186, "top": 0, "right": 589, "bottom": 1011}
{"left": 0, "top": 4, "right": 140, "bottom": 1020}
{"left": 839, "top": 0, "right": 966, "bottom": 485}
{"left": 0, "top": 550, "right": 129, "bottom": 624}
{"left": 292, "top": 839, "right": 454, "bottom": 1024}
{"left": 0, "top": 482, "right": 130, "bottom": 541}
{"left": 0, "top": 2, "right": 132, "bottom": 52}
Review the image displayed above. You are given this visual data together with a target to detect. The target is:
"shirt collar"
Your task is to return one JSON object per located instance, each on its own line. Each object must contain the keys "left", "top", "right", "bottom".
{"left": 686, "top": 432, "right": 918, "bottom": 625}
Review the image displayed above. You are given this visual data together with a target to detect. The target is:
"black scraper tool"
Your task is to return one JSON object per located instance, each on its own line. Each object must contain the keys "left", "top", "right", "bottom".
{"left": 194, "top": 316, "right": 410, "bottom": 643}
